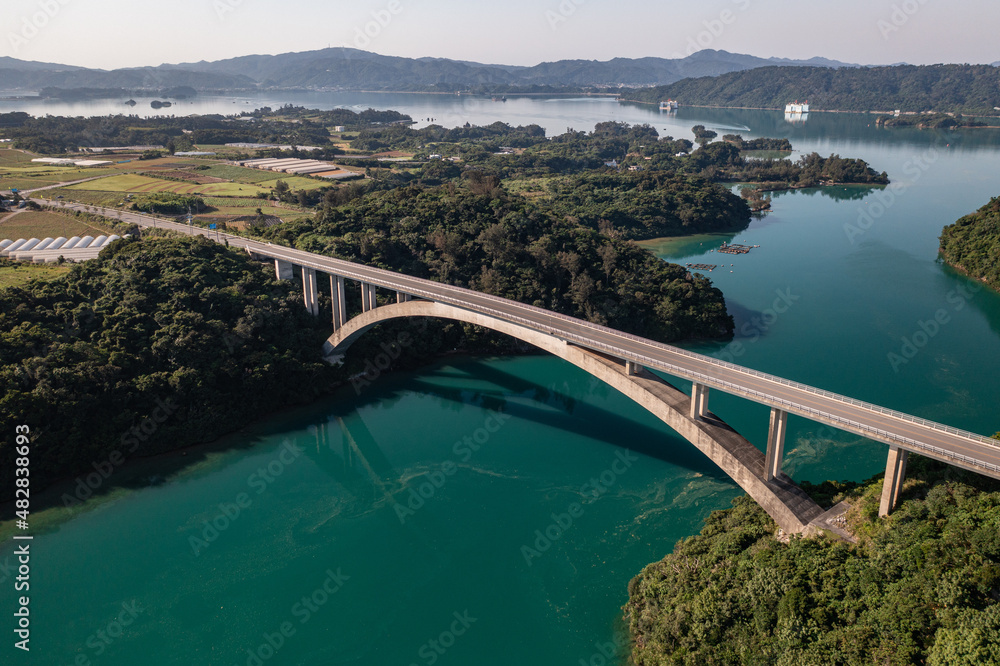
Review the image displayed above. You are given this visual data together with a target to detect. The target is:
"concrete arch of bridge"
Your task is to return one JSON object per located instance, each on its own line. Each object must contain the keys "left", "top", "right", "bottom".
{"left": 324, "top": 300, "right": 824, "bottom": 534}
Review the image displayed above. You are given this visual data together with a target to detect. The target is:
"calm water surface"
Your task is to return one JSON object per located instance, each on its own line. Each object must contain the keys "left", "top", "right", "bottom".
{"left": 3, "top": 95, "right": 1000, "bottom": 665}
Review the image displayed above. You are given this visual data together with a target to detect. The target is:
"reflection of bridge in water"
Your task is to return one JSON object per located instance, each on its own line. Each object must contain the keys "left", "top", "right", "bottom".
{"left": 51, "top": 200, "right": 1000, "bottom": 535}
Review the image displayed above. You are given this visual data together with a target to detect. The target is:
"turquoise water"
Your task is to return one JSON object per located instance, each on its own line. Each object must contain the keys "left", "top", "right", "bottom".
{"left": 3, "top": 99, "right": 1000, "bottom": 665}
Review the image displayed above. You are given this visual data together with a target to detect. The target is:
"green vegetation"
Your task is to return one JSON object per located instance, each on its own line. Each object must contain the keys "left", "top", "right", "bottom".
{"left": 260, "top": 181, "right": 734, "bottom": 342}
{"left": 132, "top": 192, "right": 207, "bottom": 215}
{"left": 0, "top": 236, "right": 337, "bottom": 500}
{"left": 1, "top": 105, "right": 410, "bottom": 155}
{"left": 0, "top": 258, "right": 72, "bottom": 288}
{"left": 876, "top": 113, "right": 989, "bottom": 129}
{"left": 625, "top": 459, "right": 1000, "bottom": 665}
{"left": 541, "top": 171, "right": 750, "bottom": 239}
{"left": 624, "top": 64, "right": 1000, "bottom": 115}
{"left": 940, "top": 197, "right": 1000, "bottom": 290}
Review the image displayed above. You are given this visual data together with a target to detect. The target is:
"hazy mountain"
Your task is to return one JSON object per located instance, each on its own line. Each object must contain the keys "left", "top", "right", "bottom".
{"left": 0, "top": 49, "right": 857, "bottom": 93}
{"left": 163, "top": 48, "right": 858, "bottom": 89}
{"left": 0, "top": 57, "right": 255, "bottom": 91}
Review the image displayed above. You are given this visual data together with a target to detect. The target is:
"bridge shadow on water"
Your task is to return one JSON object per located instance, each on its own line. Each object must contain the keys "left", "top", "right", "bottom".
{"left": 313, "top": 356, "right": 735, "bottom": 484}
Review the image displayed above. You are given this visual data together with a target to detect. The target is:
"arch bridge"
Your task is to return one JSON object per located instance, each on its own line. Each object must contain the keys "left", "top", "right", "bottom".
{"left": 41, "top": 200, "right": 1000, "bottom": 535}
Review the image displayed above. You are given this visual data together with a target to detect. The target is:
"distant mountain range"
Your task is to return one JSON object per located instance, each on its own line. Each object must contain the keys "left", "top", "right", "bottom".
{"left": 0, "top": 49, "right": 859, "bottom": 93}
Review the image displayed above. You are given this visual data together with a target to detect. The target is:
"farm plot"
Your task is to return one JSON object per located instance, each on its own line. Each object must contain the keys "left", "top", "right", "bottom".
{"left": 0, "top": 210, "right": 111, "bottom": 240}
{"left": 64, "top": 174, "right": 270, "bottom": 196}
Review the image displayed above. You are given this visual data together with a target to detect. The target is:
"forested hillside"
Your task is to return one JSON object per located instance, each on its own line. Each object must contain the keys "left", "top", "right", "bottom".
{"left": 0, "top": 237, "right": 337, "bottom": 500}
{"left": 940, "top": 197, "right": 1000, "bottom": 290}
{"left": 624, "top": 64, "right": 1000, "bottom": 114}
{"left": 625, "top": 458, "right": 1000, "bottom": 665}
{"left": 260, "top": 182, "right": 734, "bottom": 341}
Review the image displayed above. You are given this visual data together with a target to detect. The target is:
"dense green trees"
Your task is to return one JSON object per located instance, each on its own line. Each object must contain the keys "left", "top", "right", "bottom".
{"left": 0, "top": 237, "right": 336, "bottom": 500}
{"left": 625, "top": 460, "right": 1000, "bottom": 665}
{"left": 624, "top": 64, "right": 1000, "bottom": 114}
{"left": 260, "top": 182, "right": 734, "bottom": 342}
{"left": 541, "top": 171, "right": 750, "bottom": 239}
{"left": 940, "top": 197, "right": 1000, "bottom": 290}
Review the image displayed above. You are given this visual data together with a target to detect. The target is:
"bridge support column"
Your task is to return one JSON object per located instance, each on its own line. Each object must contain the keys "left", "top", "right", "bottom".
{"left": 302, "top": 267, "right": 318, "bottom": 316}
{"left": 361, "top": 282, "right": 377, "bottom": 312}
{"left": 274, "top": 259, "right": 293, "bottom": 281}
{"left": 397, "top": 292, "right": 412, "bottom": 303}
{"left": 690, "top": 383, "right": 709, "bottom": 420}
{"left": 764, "top": 408, "right": 788, "bottom": 482}
{"left": 625, "top": 360, "right": 640, "bottom": 376}
{"left": 879, "top": 446, "right": 909, "bottom": 517}
{"left": 331, "top": 276, "right": 346, "bottom": 330}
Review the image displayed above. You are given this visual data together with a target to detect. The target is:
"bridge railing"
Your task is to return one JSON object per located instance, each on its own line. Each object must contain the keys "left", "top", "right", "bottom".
{"left": 447, "top": 289, "right": 1000, "bottom": 452}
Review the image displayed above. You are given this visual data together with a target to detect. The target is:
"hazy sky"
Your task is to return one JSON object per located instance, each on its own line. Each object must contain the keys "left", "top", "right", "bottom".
{"left": 3, "top": 0, "right": 998, "bottom": 69}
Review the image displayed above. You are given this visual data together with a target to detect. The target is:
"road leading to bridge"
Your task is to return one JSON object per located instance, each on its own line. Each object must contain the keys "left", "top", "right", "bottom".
{"left": 35, "top": 197, "right": 1000, "bottom": 481}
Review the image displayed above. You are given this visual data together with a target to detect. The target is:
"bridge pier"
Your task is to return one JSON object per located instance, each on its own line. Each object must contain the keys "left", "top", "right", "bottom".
{"left": 625, "top": 360, "right": 641, "bottom": 376}
{"left": 690, "top": 383, "right": 709, "bottom": 420}
{"left": 397, "top": 292, "right": 412, "bottom": 304}
{"left": 879, "top": 446, "right": 909, "bottom": 517}
{"left": 361, "top": 282, "right": 377, "bottom": 312}
{"left": 302, "top": 267, "right": 318, "bottom": 316}
{"left": 274, "top": 259, "right": 293, "bottom": 281}
{"left": 331, "top": 276, "right": 346, "bottom": 330}
{"left": 764, "top": 408, "right": 788, "bottom": 482}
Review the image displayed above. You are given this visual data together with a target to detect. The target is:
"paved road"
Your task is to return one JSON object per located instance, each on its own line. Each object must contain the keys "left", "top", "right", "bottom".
{"left": 35, "top": 197, "right": 1000, "bottom": 478}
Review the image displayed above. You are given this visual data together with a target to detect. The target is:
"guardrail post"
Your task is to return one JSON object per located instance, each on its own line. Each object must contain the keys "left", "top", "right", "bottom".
{"left": 764, "top": 408, "right": 788, "bottom": 481}
{"left": 302, "top": 267, "right": 318, "bottom": 316}
{"left": 690, "top": 383, "right": 709, "bottom": 420}
{"left": 331, "top": 275, "right": 346, "bottom": 330}
{"left": 274, "top": 259, "right": 293, "bottom": 281}
{"left": 879, "top": 446, "right": 909, "bottom": 517}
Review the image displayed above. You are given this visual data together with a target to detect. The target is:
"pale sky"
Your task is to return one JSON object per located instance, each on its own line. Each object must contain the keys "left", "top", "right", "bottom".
{"left": 3, "top": 0, "right": 998, "bottom": 70}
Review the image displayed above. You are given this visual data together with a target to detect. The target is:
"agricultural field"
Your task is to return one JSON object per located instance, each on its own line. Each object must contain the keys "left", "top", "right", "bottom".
{"left": 0, "top": 210, "right": 112, "bottom": 241}
{"left": 256, "top": 176, "right": 331, "bottom": 191}
{"left": 64, "top": 173, "right": 270, "bottom": 196}
{"left": 0, "top": 261, "right": 73, "bottom": 289}
{"left": 198, "top": 164, "right": 283, "bottom": 183}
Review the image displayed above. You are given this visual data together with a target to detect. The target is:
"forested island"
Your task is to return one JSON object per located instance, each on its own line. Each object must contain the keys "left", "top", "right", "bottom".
{"left": 876, "top": 113, "right": 989, "bottom": 129}
{"left": 940, "top": 197, "right": 1000, "bottom": 290}
{"left": 622, "top": 64, "right": 1000, "bottom": 115}
{"left": 625, "top": 455, "right": 1000, "bottom": 665}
